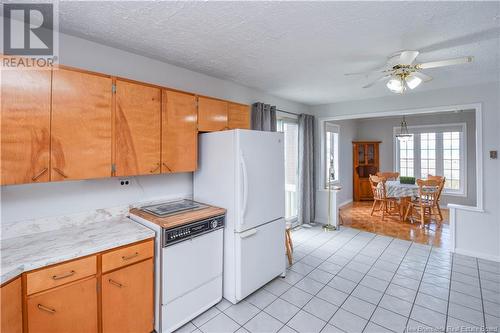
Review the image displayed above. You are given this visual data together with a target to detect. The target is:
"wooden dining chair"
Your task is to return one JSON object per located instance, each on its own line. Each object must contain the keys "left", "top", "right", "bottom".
{"left": 369, "top": 175, "right": 400, "bottom": 221}
{"left": 405, "top": 179, "right": 441, "bottom": 228}
{"left": 427, "top": 175, "right": 446, "bottom": 221}
{"left": 376, "top": 172, "right": 400, "bottom": 181}
{"left": 285, "top": 226, "right": 293, "bottom": 266}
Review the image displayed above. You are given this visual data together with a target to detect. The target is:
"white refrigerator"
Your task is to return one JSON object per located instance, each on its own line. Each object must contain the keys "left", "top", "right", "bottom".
{"left": 194, "top": 129, "right": 286, "bottom": 304}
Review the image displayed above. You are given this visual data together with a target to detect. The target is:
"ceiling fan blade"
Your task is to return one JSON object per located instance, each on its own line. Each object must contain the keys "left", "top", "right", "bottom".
{"left": 399, "top": 51, "right": 419, "bottom": 65}
{"left": 362, "top": 75, "right": 390, "bottom": 89}
{"left": 413, "top": 72, "right": 433, "bottom": 82}
{"left": 344, "top": 68, "right": 388, "bottom": 76}
{"left": 418, "top": 56, "right": 473, "bottom": 69}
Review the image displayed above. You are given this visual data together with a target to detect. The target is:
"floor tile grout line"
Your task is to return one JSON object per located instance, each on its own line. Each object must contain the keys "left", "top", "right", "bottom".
{"left": 401, "top": 242, "right": 433, "bottom": 332}
{"left": 443, "top": 247, "right": 454, "bottom": 332}
{"left": 475, "top": 256, "right": 488, "bottom": 330}
{"left": 360, "top": 237, "right": 414, "bottom": 333}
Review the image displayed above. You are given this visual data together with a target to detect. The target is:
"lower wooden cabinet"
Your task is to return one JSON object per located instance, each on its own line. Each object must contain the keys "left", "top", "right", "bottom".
{"left": 27, "top": 278, "right": 98, "bottom": 333}
{"left": 102, "top": 259, "right": 154, "bottom": 333}
{"left": 1, "top": 277, "right": 23, "bottom": 333}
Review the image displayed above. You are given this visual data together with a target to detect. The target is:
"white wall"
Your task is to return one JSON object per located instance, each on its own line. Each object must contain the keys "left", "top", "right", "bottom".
{"left": 311, "top": 82, "right": 500, "bottom": 261}
{"left": 352, "top": 111, "right": 476, "bottom": 206}
{"left": 315, "top": 119, "right": 357, "bottom": 224}
{"left": 0, "top": 33, "right": 308, "bottom": 225}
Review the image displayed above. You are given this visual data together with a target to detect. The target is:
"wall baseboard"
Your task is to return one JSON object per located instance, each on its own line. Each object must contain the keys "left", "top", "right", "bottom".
{"left": 453, "top": 248, "right": 500, "bottom": 263}
{"left": 338, "top": 199, "right": 353, "bottom": 208}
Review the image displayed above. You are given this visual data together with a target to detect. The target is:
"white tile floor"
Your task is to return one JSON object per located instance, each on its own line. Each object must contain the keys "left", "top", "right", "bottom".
{"left": 176, "top": 226, "right": 500, "bottom": 333}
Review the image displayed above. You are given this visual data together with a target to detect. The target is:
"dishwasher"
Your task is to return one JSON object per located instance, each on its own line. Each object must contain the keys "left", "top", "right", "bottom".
{"left": 130, "top": 200, "right": 225, "bottom": 333}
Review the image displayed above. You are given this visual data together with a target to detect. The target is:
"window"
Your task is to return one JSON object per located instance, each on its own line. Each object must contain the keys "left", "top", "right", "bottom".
{"left": 420, "top": 133, "right": 436, "bottom": 177}
{"left": 443, "top": 132, "right": 461, "bottom": 190}
{"left": 395, "top": 123, "right": 466, "bottom": 196}
{"left": 324, "top": 123, "right": 339, "bottom": 188}
{"left": 399, "top": 134, "right": 414, "bottom": 177}
{"left": 277, "top": 117, "right": 299, "bottom": 221}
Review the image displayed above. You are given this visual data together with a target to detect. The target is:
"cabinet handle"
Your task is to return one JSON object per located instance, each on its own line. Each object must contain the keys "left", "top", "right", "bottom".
{"left": 37, "top": 304, "right": 56, "bottom": 314}
{"left": 32, "top": 168, "right": 48, "bottom": 181}
{"left": 150, "top": 163, "right": 160, "bottom": 173}
{"left": 108, "top": 279, "right": 123, "bottom": 288}
{"left": 52, "top": 270, "right": 75, "bottom": 280}
{"left": 122, "top": 252, "right": 139, "bottom": 261}
{"left": 53, "top": 168, "right": 68, "bottom": 178}
{"left": 162, "top": 163, "right": 172, "bottom": 172}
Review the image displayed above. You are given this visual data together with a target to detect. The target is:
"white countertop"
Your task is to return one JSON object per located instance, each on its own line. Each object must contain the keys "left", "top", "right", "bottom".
{"left": 1, "top": 217, "right": 155, "bottom": 284}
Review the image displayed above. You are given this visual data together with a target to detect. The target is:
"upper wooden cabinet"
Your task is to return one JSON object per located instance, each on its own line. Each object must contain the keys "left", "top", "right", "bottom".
{"left": 27, "top": 277, "right": 98, "bottom": 333}
{"left": 1, "top": 65, "right": 51, "bottom": 185}
{"left": 1, "top": 277, "right": 23, "bottom": 333}
{"left": 102, "top": 259, "right": 154, "bottom": 333}
{"left": 197, "top": 97, "right": 228, "bottom": 132}
{"left": 51, "top": 68, "right": 113, "bottom": 181}
{"left": 162, "top": 90, "right": 198, "bottom": 173}
{"left": 228, "top": 103, "right": 251, "bottom": 130}
{"left": 115, "top": 80, "right": 161, "bottom": 176}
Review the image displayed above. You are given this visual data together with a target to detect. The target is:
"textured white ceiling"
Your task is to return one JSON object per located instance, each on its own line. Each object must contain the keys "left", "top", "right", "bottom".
{"left": 57, "top": 1, "right": 500, "bottom": 105}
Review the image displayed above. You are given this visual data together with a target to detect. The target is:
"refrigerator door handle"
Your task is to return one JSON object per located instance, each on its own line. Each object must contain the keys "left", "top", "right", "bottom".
{"left": 239, "top": 228, "right": 257, "bottom": 239}
{"left": 240, "top": 152, "right": 249, "bottom": 220}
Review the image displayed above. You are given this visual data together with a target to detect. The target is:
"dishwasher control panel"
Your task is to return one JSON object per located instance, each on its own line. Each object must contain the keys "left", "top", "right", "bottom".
{"left": 163, "top": 215, "right": 225, "bottom": 247}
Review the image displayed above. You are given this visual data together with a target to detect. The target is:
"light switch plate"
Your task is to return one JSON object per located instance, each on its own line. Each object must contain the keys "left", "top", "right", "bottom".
{"left": 490, "top": 150, "right": 498, "bottom": 159}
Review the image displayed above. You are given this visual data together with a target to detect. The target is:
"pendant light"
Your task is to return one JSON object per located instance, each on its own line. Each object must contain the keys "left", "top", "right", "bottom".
{"left": 396, "top": 115, "right": 412, "bottom": 142}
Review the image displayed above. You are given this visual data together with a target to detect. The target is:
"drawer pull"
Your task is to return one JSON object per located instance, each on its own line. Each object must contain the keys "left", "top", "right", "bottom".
{"left": 52, "top": 270, "right": 75, "bottom": 280}
{"left": 32, "top": 168, "right": 48, "bottom": 181}
{"left": 37, "top": 304, "right": 56, "bottom": 314}
{"left": 122, "top": 252, "right": 139, "bottom": 261}
{"left": 109, "top": 279, "right": 123, "bottom": 288}
{"left": 53, "top": 168, "right": 68, "bottom": 178}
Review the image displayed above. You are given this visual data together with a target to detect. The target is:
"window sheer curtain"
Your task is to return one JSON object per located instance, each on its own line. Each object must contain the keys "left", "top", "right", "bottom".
{"left": 251, "top": 102, "right": 277, "bottom": 132}
{"left": 298, "top": 114, "right": 316, "bottom": 225}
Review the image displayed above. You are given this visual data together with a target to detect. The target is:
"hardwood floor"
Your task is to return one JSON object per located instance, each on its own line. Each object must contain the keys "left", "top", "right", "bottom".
{"left": 339, "top": 201, "right": 450, "bottom": 248}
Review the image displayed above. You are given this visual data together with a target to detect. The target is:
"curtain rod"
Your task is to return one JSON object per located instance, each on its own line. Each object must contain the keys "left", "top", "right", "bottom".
{"left": 277, "top": 109, "right": 300, "bottom": 116}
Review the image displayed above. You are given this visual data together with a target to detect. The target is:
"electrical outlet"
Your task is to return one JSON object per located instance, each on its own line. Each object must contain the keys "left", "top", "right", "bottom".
{"left": 119, "top": 178, "right": 131, "bottom": 186}
{"left": 490, "top": 150, "right": 498, "bottom": 159}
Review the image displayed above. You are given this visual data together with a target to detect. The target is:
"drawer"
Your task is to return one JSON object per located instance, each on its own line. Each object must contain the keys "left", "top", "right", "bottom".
{"left": 26, "top": 256, "right": 97, "bottom": 295}
{"left": 101, "top": 240, "right": 153, "bottom": 273}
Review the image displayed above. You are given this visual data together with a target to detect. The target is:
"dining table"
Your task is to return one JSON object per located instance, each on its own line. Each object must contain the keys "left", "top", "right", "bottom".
{"left": 385, "top": 180, "right": 419, "bottom": 221}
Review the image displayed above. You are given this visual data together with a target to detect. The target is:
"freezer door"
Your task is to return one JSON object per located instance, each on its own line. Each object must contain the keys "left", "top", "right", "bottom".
{"left": 234, "top": 218, "right": 285, "bottom": 301}
{"left": 236, "top": 130, "right": 285, "bottom": 232}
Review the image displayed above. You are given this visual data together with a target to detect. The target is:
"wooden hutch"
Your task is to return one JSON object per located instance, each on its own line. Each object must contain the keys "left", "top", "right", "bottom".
{"left": 353, "top": 141, "right": 381, "bottom": 201}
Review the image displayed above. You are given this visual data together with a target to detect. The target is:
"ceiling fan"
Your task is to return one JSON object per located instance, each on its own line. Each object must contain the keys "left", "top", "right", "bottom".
{"left": 345, "top": 51, "right": 474, "bottom": 94}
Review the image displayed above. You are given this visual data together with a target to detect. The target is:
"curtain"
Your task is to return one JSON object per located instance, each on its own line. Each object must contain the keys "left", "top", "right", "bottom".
{"left": 298, "top": 114, "right": 316, "bottom": 225}
{"left": 251, "top": 102, "right": 277, "bottom": 132}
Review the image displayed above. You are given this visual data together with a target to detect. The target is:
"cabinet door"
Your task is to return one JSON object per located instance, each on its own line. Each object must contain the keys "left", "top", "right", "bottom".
{"left": 115, "top": 80, "right": 161, "bottom": 176}
{"left": 51, "top": 68, "right": 112, "bottom": 181}
{"left": 228, "top": 103, "right": 250, "bottom": 129}
{"left": 359, "top": 179, "right": 374, "bottom": 200}
{"left": 27, "top": 278, "right": 98, "bottom": 333}
{"left": 197, "top": 97, "right": 228, "bottom": 132}
{"left": 102, "top": 259, "right": 154, "bottom": 333}
{"left": 1, "top": 277, "right": 22, "bottom": 333}
{"left": 1, "top": 63, "right": 51, "bottom": 185}
{"left": 161, "top": 90, "right": 198, "bottom": 173}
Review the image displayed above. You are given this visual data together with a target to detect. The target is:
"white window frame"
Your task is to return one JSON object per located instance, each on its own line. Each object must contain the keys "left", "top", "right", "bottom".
{"left": 322, "top": 123, "right": 340, "bottom": 189}
{"left": 277, "top": 114, "right": 299, "bottom": 224}
{"left": 393, "top": 123, "right": 467, "bottom": 197}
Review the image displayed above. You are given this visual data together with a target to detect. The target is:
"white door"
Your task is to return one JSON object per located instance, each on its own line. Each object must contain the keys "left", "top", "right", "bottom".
{"left": 234, "top": 218, "right": 286, "bottom": 301}
{"left": 236, "top": 130, "right": 285, "bottom": 232}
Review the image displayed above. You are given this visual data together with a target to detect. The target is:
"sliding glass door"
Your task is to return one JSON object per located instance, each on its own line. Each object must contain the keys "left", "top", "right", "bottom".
{"left": 277, "top": 117, "right": 299, "bottom": 224}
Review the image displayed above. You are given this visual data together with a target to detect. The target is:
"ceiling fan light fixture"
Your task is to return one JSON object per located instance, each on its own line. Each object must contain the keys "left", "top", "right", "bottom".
{"left": 406, "top": 75, "right": 422, "bottom": 90}
{"left": 386, "top": 77, "right": 404, "bottom": 94}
